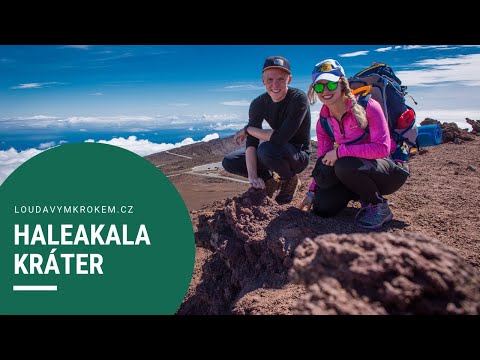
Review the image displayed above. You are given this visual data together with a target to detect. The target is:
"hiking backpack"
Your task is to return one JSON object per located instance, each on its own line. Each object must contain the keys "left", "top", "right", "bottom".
{"left": 320, "top": 62, "right": 418, "bottom": 162}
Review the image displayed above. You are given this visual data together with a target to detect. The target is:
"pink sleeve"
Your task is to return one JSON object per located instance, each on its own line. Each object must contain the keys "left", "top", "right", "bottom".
{"left": 337, "top": 98, "right": 390, "bottom": 159}
{"left": 309, "top": 117, "right": 335, "bottom": 192}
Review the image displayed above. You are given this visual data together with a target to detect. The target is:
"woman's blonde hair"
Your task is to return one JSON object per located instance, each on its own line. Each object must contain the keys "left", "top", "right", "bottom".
{"left": 307, "top": 76, "right": 368, "bottom": 129}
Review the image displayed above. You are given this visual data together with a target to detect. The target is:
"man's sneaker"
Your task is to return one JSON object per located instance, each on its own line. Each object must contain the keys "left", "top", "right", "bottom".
{"left": 264, "top": 174, "right": 281, "bottom": 198}
{"left": 354, "top": 201, "right": 393, "bottom": 229}
{"left": 275, "top": 174, "right": 301, "bottom": 205}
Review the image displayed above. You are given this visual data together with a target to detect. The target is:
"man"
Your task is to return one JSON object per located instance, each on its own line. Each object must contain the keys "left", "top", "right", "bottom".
{"left": 222, "top": 55, "right": 311, "bottom": 204}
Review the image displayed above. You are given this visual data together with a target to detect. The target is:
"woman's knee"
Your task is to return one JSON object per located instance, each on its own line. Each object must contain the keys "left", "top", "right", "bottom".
{"left": 312, "top": 158, "right": 339, "bottom": 190}
{"left": 311, "top": 183, "right": 353, "bottom": 217}
{"left": 381, "top": 168, "right": 410, "bottom": 195}
{"left": 334, "top": 156, "right": 363, "bottom": 181}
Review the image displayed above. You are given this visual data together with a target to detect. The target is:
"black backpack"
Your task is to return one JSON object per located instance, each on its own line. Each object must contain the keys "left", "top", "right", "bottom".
{"left": 320, "top": 62, "right": 418, "bottom": 162}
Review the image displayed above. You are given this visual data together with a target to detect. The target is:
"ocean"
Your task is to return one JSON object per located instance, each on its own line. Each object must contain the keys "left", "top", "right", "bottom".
{"left": 0, "top": 128, "right": 243, "bottom": 185}
{"left": 0, "top": 128, "right": 239, "bottom": 152}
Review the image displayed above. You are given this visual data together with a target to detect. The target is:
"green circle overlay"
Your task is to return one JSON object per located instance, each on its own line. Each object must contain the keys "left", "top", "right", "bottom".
{"left": 0, "top": 143, "right": 195, "bottom": 314}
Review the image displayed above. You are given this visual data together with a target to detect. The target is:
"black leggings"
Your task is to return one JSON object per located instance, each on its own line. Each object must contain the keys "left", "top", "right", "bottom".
{"left": 312, "top": 156, "right": 409, "bottom": 217}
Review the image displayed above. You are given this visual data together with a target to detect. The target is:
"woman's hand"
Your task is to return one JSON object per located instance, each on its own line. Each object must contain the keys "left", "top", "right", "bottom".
{"left": 298, "top": 191, "right": 315, "bottom": 211}
{"left": 322, "top": 148, "right": 338, "bottom": 166}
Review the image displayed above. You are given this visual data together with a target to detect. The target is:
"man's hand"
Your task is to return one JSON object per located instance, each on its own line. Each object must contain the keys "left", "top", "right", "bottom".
{"left": 298, "top": 191, "right": 315, "bottom": 211}
{"left": 234, "top": 129, "right": 248, "bottom": 146}
{"left": 248, "top": 176, "right": 266, "bottom": 189}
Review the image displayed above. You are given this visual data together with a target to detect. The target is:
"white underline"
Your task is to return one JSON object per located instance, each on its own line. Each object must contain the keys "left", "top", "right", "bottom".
{"left": 13, "top": 285, "right": 57, "bottom": 291}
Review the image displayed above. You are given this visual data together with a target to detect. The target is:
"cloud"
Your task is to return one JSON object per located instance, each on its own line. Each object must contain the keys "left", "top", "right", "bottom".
{"left": 0, "top": 133, "right": 221, "bottom": 185}
{"left": 373, "top": 45, "right": 456, "bottom": 53}
{"left": 375, "top": 46, "right": 393, "bottom": 52}
{"left": 11, "top": 82, "right": 63, "bottom": 90}
{"left": 200, "top": 114, "right": 243, "bottom": 121}
{"left": 208, "top": 122, "right": 243, "bottom": 131}
{"left": 68, "top": 115, "right": 154, "bottom": 124}
{"left": 91, "top": 92, "right": 104, "bottom": 96}
{"left": 15, "top": 115, "right": 59, "bottom": 120}
{"left": 396, "top": 53, "right": 480, "bottom": 87}
{"left": 168, "top": 103, "right": 189, "bottom": 107}
{"left": 3, "top": 115, "right": 155, "bottom": 129}
{"left": 85, "top": 133, "right": 220, "bottom": 157}
{"left": 161, "top": 114, "right": 244, "bottom": 126}
{"left": 402, "top": 45, "right": 450, "bottom": 50}
{"left": 202, "top": 133, "right": 219, "bottom": 142}
{"left": 378, "top": 45, "right": 457, "bottom": 53}
{"left": 36, "top": 140, "right": 67, "bottom": 150}
{"left": 38, "top": 141, "right": 56, "bottom": 149}
{"left": 339, "top": 50, "right": 369, "bottom": 57}
{"left": 63, "top": 45, "right": 91, "bottom": 50}
{"left": 93, "top": 53, "right": 133, "bottom": 62}
{"left": 11, "top": 83, "right": 44, "bottom": 89}
{"left": 224, "top": 84, "right": 263, "bottom": 90}
{"left": 221, "top": 100, "right": 250, "bottom": 106}
{"left": 1, "top": 113, "right": 245, "bottom": 131}
{"left": 0, "top": 148, "right": 43, "bottom": 185}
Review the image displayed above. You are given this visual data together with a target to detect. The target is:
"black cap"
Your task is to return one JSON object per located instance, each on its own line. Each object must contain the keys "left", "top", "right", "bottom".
{"left": 262, "top": 56, "right": 291, "bottom": 75}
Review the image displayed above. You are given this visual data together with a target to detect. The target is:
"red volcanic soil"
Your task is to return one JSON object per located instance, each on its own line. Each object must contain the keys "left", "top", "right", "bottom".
{"left": 146, "top": 120, "right": 480, "bottom": 314}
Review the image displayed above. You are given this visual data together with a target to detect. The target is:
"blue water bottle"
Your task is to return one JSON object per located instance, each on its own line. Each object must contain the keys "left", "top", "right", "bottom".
{"left": 417, "top": 124, "right": 442, "bottom": 147}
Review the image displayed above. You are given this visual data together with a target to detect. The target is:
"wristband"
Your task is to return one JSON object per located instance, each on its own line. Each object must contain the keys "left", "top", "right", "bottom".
{"left": 244, "top": 125, "right": 250, "bottom": 135}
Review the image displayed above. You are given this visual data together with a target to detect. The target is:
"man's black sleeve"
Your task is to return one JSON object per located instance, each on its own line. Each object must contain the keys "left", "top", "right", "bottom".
{"left": 269, "top": 92, "right": 309, "bottom": 146}
{"left": 245, "top": 96, "right": 264, "bottom": 149}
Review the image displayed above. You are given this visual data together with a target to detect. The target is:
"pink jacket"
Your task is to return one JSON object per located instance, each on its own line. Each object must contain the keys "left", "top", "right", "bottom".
{"left": 309, "top": 97, "right": 395, "bottom": 191}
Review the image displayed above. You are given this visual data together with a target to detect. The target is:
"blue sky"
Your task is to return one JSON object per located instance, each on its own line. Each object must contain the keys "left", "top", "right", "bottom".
{"left": 1, "top": 44, "right": 480, "bottom": 183}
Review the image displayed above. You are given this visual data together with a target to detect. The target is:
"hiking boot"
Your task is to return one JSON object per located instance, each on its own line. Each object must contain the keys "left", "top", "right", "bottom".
{"left": 275, "top": 174, "right": 301, "bottom": 205}
{"left": 264, "top": 174, "right": 281, "bottom": 198}
{"left": 354, "top": 201, "right": 393, "bottom": 229}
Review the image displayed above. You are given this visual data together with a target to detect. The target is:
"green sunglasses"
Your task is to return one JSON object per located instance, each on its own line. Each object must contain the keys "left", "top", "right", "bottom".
{"left": 313, "top": 81, "right": 338, "bottom": 93}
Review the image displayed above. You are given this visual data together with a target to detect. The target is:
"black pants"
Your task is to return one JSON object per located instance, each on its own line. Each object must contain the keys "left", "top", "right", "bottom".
{"left": 312, "top": 155, "right": 409, "bottom": 217}
{"left": 222, "top": 141, "right": 309, "bottom": 181}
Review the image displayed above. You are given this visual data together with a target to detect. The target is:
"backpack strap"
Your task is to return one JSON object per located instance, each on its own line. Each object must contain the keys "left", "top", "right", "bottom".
{"left": 320, "top": 115, "right": 335, "bottom": 141}
{"left": 352, "top": 85, "right": 372, "bottom": 96}
{"left": 347, "top": 94, "right": 370, "bottom": 144}
{"left": 357, "top": 93, "right": 370, "bottom": 110}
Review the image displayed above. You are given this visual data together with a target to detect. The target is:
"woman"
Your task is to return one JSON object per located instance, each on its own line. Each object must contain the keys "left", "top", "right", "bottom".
{"left": 298, "top": 59, "right": 409, "bottom": 229}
